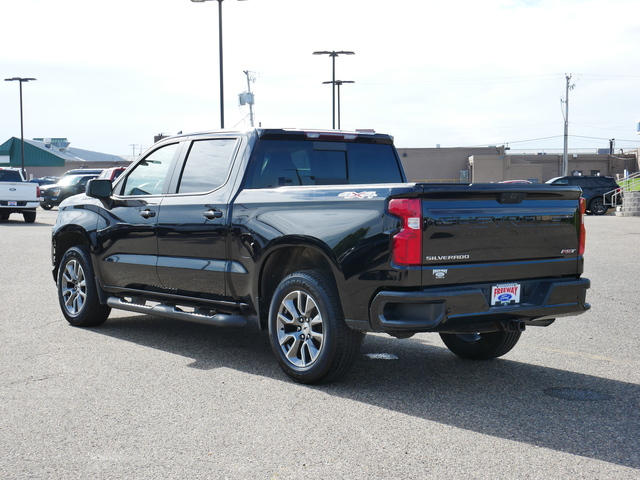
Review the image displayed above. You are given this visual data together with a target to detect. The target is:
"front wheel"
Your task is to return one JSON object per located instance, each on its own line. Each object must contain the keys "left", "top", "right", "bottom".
{"left": 268, "top": 270, "right": 364, "bottom": 384}
{"left": 439, "top": 330, "right": 522, "bottom": 360}
{"left": 57, "top": 246, "right": 111, "bottom": 327}
{"left": 588, "top": 197, "right": 608, "bottom": 215}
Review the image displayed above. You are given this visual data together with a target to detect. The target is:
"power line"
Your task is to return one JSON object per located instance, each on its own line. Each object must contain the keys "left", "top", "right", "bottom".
{"left": 456, "top": 134, "right": 640, "bottom": 149}
{"left": 569, "top": 135, "right": 640, "bottom": 144}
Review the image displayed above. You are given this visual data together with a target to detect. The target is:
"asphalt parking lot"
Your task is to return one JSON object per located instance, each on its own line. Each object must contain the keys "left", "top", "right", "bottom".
{"left": 1, "top": 209, "right": 639, "bottom": 479}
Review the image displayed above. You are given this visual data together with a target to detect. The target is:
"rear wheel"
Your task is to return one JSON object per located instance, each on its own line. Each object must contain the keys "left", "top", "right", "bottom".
{"left": 588, "top": 197, "right": 608, "bottom": 215}
{"left": 439, "top": 330, "right": 521, "bottom": 360}
{"left": 57, "top": 246, "right": 111, "bottom": 327}
{"left": 268, "top": 270, "right": 364, "bottom": 384}
{"left": 23, "top": 211, "right": 36, "bottom": 223}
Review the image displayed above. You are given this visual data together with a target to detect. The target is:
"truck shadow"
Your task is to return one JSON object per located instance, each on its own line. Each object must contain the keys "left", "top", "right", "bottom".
{"left": 0, "top": 218, "right": 48, "bottom": 226}
{"left": 94, "top": 314, "right": 639, "bottom": 470}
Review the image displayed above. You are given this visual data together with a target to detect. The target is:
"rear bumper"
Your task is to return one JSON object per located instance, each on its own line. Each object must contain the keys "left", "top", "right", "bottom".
{"left": 1, "top": 201, "right": 39, "bottom": 209}
{"left": 365, "top": 277, "right": 590, "bottom": 334}
{"left": 0, "top": 205, "right": 38, "bottom": 214}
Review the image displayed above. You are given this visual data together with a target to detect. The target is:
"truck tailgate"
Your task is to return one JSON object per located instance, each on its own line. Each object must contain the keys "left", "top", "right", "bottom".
{"left": 0, "top": 183, "right": 39, "bottom": 202}
{"left": 419, "top": 184, "right": 584, "bottom": 286}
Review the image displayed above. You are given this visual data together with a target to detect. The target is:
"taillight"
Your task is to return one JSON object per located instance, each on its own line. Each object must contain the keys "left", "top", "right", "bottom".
{"left": 388, "top": 198, "right": 422, "bottom": 266}
{"left": 36, "top": 186, "right": 41, "bottom": 198}
{"left": 578, "top": 197, "right": 586, "bottom": 255}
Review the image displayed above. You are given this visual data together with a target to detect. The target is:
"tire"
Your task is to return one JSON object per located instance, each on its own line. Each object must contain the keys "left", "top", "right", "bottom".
{"left": 0, "top": 213, "right": 9, "bottom": 221}
{"left": 57, "top": 246, "right": 111, "bottom": 327}
{"left": 41, "top": 204, "right": 53, "bottom": 211}
{"left": 23, "top": 211, "right": 36, "bottom": 223}
{"left": 439, "top": 330, "right": 522, "bottom": 360}
{"left": 268, "top": 270, "right": 364, "bottom": 384}
{"left": 588, "top": 197, "right": 608, "bottom": 216}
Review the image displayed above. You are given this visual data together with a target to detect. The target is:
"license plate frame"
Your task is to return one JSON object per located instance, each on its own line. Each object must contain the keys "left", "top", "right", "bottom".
{"left": 491, "top": 283, "right": 521, "bottom": 306}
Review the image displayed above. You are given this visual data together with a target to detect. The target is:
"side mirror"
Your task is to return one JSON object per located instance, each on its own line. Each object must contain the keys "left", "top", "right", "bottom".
{"left": 86, "top": 179, "right": 113, "bottom": 199}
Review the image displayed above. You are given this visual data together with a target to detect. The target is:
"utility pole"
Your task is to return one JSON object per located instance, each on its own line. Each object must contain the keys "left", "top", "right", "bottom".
{"left": 241, "top": 70, "right": 256, "bottom": 127}
{"left": 561, "top": 74, "right": 575, "bottom": 177}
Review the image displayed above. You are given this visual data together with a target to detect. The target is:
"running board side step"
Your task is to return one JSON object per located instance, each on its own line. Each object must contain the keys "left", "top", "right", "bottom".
{"left": 106, "top": 297, "right": 247, "bottom": 327}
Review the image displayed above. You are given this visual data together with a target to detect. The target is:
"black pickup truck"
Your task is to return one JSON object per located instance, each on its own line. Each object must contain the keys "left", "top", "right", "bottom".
{"left": 52, "top": 128, "right": 590, "bottom": 383}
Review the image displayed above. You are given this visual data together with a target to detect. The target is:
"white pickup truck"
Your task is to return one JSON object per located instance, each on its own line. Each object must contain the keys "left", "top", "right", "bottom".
{"left": 0, "top": 167, "right": 40, "bottom": 223}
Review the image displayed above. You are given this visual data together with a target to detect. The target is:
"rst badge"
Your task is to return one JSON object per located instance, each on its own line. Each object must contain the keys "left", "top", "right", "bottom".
{"left": 491, "top": 283, "right": 521, "bottom": 306}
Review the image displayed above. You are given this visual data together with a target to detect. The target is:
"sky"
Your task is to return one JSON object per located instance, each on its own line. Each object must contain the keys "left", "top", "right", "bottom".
{"left": 1, "top": 0, "right": 639, "bottom": 157}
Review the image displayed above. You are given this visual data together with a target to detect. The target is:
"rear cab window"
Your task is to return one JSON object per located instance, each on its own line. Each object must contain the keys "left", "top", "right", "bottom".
{"left": 245, "top": 139, "right": 404, "bottom": 189}
{"left": 0, "top": 170, "right": 22, "bottom": 182}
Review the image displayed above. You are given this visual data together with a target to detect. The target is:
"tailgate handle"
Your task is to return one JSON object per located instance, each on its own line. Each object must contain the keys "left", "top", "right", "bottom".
{"left": 498, "top": 192, "right": 526, "bottom": 204}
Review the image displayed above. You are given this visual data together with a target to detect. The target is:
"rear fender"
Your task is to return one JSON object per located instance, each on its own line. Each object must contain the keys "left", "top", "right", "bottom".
{"left": 254, "top": 238, "right": 345, "bottom": 329}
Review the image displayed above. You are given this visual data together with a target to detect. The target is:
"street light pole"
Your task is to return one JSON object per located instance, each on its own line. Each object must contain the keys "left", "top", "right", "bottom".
{"left": 313, "top": 51, "right": 354, "bottom": 129}
{"left": 4, "top": 77, "right": 37, "bottom": 178}
{"left": 191, "top": 0, "right": 247, "bottom": 129}
{"left": 217, "top": 0, "right": 224, "bottom": 128}
{"left": 322, "top": 80, "right": 354, "bottom": 129}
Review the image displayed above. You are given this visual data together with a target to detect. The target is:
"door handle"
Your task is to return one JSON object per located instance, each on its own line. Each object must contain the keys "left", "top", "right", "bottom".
{"left": 139, "top": 209, "right": 156, "bottom": 219}
{"left": 203, "top": 208, "right": 223, "bottom": 220}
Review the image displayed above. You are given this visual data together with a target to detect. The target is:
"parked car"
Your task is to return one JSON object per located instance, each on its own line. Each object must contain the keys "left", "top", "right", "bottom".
{"left": 97, "top": 167, "right": 126, "bottom": 182}
{"left": 40, "top": 174, "right": 99, "bottom": 209}
{"left": 30, "top": 177, "right": 58, "bottom": 187}
{"left": 546, "top": 175, "right": 621, "bottom": 215}
{"left": 0, "top": 167, "right": 40, "bottom": 222}
{"left": 60, "top": 168, "right": 104, "bottom": 178}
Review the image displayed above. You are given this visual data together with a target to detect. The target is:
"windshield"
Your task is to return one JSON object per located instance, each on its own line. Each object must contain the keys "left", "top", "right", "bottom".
{"left": 546, "top": 177, "right": 568, "bottom": 185}
{"left": 57, "top": 175, "right": 84, "bottom": 186}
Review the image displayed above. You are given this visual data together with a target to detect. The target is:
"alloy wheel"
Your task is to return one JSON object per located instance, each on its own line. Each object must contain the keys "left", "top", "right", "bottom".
{"left": 61, "top": 259, "right": 87, "bottom": 316}
{"left": 275, "top": 290, "right": 325, "bottom": 368}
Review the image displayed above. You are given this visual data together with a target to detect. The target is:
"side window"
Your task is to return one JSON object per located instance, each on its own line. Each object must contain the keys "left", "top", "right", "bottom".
{"left": 121, "top": 143, "right": 178, "bottom": 196}
{"left": 177, "top": 138, "right": 237, "bottom": 194}
{"left": 594, "top": 177, "right": 615, "bottom": 188}
{"left": 568, "top": 178, "right": 584, "bottom": 187}
{"left": 78, "top": 177, "right": 92, "bottom": 188}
